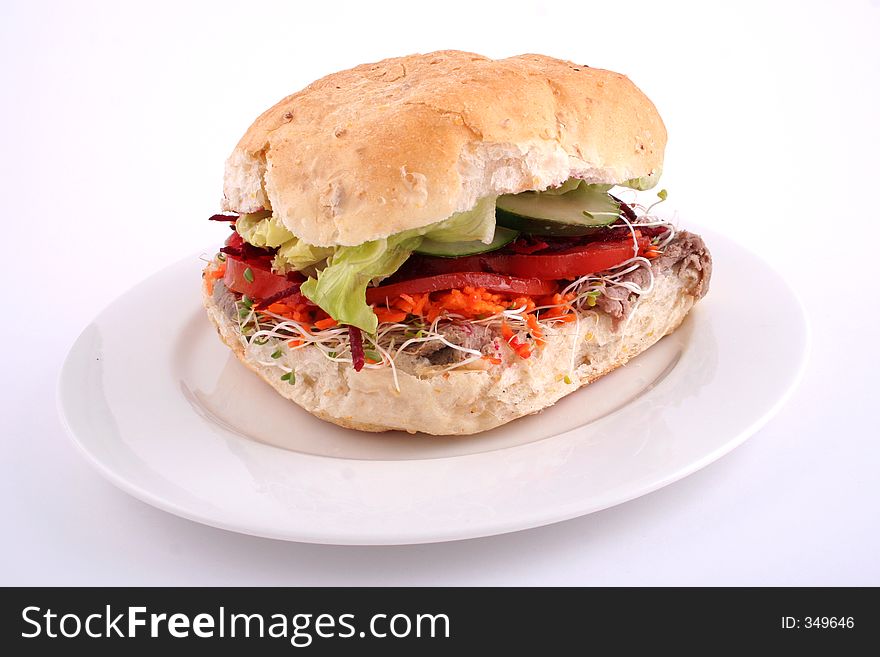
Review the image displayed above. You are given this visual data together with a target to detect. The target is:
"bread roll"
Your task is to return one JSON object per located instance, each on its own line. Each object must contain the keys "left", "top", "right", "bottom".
{"left": 222, "top": 51, "right": 666, "bottom": 247}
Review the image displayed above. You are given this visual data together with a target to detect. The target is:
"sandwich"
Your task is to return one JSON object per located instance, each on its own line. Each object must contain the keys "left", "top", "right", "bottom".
{"left": 202, "top": 51, "right": 712, "bottom": 435}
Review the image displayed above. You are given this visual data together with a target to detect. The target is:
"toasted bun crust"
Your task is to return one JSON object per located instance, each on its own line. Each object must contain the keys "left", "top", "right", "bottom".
{"left": 202, "top": 265, "right": 699, "bottom": 435}
{"left": 223, "top": 51, "right": 666, "bottom": 247}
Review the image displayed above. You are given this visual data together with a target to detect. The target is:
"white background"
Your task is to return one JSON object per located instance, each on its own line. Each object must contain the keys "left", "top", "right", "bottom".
{"left": 2, "top": 0, "right": 878, "bottom": 584}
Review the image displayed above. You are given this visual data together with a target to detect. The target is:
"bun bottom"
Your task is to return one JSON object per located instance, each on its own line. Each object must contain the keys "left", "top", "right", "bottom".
{"left": 203, "top": 268, "right": 701, "bottom": 435}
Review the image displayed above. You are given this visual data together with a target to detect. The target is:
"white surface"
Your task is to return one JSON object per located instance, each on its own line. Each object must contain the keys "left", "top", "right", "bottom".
{"left": 2, "top": 0, "right": 878, "bottom": 582}
{"left": 57, "top": 233, "right": 806, "bottom": 544}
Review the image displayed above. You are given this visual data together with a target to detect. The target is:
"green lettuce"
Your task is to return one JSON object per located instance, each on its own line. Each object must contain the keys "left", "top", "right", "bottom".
{"left": 300, "top": 197, "right": 497, "bottom": 332}
{"left": 621, "top": 169, "right": 662, "bottom": 191}
{"left": 235, "top": 211, "right": 293, "bottom": 248}
{"left": 422, "top": 196, "right": 497, "bottom": 244}
{"left": 539, "top": 178, "right": 583, "bottom": 195}
{"left": 237, "top": 212, "right": 335, "bottom": 273}
{"left": 273, "top": 240, "right": 335, "bottom": 273}
{"left": 300, "top": 234, "right": 420, "bottom": 332}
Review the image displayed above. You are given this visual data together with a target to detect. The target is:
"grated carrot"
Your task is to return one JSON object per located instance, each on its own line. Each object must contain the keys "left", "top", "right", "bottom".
{"left": 540, "top": 292, "right": 576, "bottom": 321}
{"left": 313, "top": 317, "right": 338, "bottom": 330}
{"left": 508, "top": 296, "right": 537, "bottom": 313}
{"left": 373, "top": 307, "right": 407, "bottom": 324}
{"left": 394, "top": 293, "right": 415, "bottom": 314}
{"left": 500, "top": 321, "right": 532, "bottom": 359}
{"left": 378, "top": 288, "right": 548, "bottom": 326}
{"left": 266, "top": 302, "right": 293, "bottom": 315}
{"left": 410, "top": 293, "right": 429, "bottom": 316}
{"left": 205, "top": 262, "right": 226, "bottom": 295}
{"left": 430, "top": 287, "right": 509, "bottom": 319}
{"left": 526, "top": 313, "right": 546, "bottom": 348}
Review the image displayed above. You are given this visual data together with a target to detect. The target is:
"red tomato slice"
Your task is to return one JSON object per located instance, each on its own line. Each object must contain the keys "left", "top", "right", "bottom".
{"left": 223, "top": 255, "right": 299, "bottom": 301}
{"left": 225, "top": 230, "right": 244, "bottom": 248}
{"left": 405, "top": 234, "right": 648, "bottom": 280}
{"left": 365, "top": 272, "right": 557, "bottom": 304}
{"left": 487, "top": 235, "right": 648, "bottom": 279}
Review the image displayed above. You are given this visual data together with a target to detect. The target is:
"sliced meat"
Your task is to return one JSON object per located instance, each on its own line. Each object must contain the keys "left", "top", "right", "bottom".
{"left": 425, "top": 323, "right": 499, "bottom": 365}
{"left": 596, "top": 230, "right": 712, "bottom": 322}
{"left": 595, "top": 265, "right": 652, "bottom": 321}
{"left": 408, "top": 338, "right": 447, "bottom": 358}
{"left": 654, "top": 230, "right": 712, "bottom": 299}
{"left": 213, "top": 281, "right": 239, "bottom": 321}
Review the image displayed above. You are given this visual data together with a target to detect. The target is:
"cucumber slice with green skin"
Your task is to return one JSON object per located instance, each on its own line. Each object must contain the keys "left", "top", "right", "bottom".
{"left": 495, "top": 183, "right": 621, "bottom": 236}
{"left": 495, "top": 209, "right": 610, "bottom": 236}
{"left": 415, "top": 226, "right": 519, "bottom": 257}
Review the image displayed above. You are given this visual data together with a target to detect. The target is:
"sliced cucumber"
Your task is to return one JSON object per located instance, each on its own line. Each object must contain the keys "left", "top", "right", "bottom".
{"left": 496, "top": 182, "right": 621, "bottom": 236}
{"left": 415, "top": 226, "right": 519, "bottom": 257}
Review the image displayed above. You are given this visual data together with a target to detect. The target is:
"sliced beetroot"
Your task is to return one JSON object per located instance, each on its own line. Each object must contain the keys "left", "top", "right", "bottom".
{"left": 221, "top": 231, "right": 277, "bottom": 261}
{"left": 348, "top": 326, "right": 365, "bottom": 372}
{"left": 259, "top": 282, "right": 304, "bottom": 307}
{"left": 507, "top": 236, "right": 550, "bottom": 255}
{"left": 592, "top": 224, "right": 669, "bottom": 242}
{"left": 612, "top": 196, "right": 638, "bottom": 223}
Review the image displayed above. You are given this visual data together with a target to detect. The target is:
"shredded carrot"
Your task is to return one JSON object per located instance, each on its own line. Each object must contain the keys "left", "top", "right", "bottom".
{"left": 313, "top": 317, "right": 338, "bottom": 330}
{"left": 482, "top": 355, "right": 502, "bottom": 365}
{"left": 370, "top": 292, "right": 432, "bottom": 324}
{"left": 508, "top": 296, "right": 537, "bottom": 313}
{"left": 429, "top": 287, "right": 510, "bottom": 319}
{"left": 266, "top": 302, "right": 293, "bottom": 315}
{"left": 526, "top": 313, "right": 546, "bottom": 348}
{"left": 288, "top": 339, "right": 303, "bottom": 347}
{"left": 409, "top": 293, "right": 429, "bottom": 317}
{"left": 264, "top": 301, "right": 328, "bottom": 328}
{"left": 374, "top": 287, "right": 551, "bottom": 327}
{"left": 539, "top": 292, "right": 576, "bottom": 321}
{"left": 500, "top": 321, "right": 532, "bottom": 359}
{"left": 426, "top": 303, "right": 443, "bottom": 323}
{"left": 205, "top": 262, "right": 226, "bottom": 295}
{"left": 373, "top": 307, "right": 407, "bottom": 324}
{"left": 526, "top": 313, "right": 542, "bottom": 335}
{"left": 394, "top": 293, "right": 415, "bottom": 314}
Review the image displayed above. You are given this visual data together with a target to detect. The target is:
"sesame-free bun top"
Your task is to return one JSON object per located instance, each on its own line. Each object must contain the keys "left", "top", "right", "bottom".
{"left": 222, "top": 50, "right": 666, "bottom": 247}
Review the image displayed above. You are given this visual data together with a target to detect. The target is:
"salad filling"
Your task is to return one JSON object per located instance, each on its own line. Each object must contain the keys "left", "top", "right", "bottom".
{"left": 205, "top": 183, "right": 711, "bottom": 387}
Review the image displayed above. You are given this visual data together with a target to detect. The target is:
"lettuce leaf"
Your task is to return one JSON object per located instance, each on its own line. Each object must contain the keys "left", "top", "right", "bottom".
{"left": 235, "top": 211, "right": 293, "bottom": 248}
{"left": 419, "top": 196, "right": 496, "bottom": 244}
{"left": 538, "top": 178, "right": 583, "bottom": 195}
{"left": 299, "top": 198, "right": 497, "bottom": 332}
{"left": 235, "top": 198, "right": 499, "bottom": 331}
{"left": 300, "top": 234, "right": 421, "bottom": 332}
{"left": 273, "top": 240, "right": 334, "bottom": 273}
{"left": 621, "top": 170, "right": 662, "bottom": 191}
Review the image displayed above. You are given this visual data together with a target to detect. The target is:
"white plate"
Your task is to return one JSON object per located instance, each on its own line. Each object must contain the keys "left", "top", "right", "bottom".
{"left": 58, "top": 228, "right": 807, "bottom": 545}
